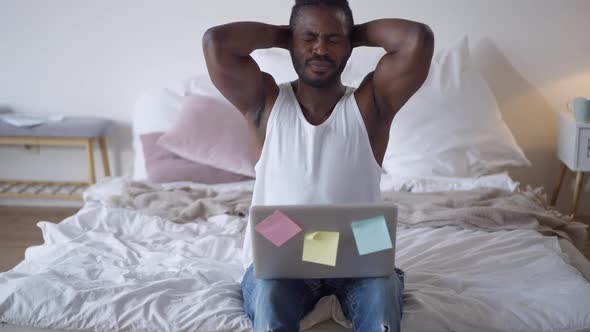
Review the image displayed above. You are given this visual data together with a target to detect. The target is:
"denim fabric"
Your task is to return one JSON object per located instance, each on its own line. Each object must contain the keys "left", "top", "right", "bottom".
{"left": 241, "top": 265, "right": 405, "bottom": 332}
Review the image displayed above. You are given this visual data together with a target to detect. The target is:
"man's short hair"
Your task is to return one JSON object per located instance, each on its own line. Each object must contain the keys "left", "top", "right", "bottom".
{"left": 289, "top": 0, "right": 354, "bottom": 33}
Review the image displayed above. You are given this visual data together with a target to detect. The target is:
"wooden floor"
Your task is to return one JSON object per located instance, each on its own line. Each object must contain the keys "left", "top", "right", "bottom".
{"left": 1, "top": 206, "right": 590, "bottom": 273}
{"left": 0, "top": 206, "right": 80, "bottom": 272}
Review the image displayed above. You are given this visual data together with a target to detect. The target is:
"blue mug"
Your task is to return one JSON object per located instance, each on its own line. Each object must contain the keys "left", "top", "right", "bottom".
{"left": 567, "top": 97, "right": 590, "bottom": 124}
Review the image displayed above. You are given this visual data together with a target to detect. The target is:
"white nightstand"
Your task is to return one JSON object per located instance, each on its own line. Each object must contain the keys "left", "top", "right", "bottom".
{"left": 550, "top": 112, "right": 590, "bottom": 216}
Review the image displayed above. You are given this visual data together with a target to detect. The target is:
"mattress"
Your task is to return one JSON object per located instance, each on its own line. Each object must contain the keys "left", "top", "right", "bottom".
{"left": 1, "top": 178, "right": 590, "bottom": 332}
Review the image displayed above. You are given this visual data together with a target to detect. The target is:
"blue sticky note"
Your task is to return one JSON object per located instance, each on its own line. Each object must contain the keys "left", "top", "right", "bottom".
{"left": 351, "top": 215, "right": 393, "bottom": 255}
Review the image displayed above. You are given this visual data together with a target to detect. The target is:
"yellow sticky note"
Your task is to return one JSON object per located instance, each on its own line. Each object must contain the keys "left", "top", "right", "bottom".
{"left": 302, "top": 231, "right": 340, "bottom": 266}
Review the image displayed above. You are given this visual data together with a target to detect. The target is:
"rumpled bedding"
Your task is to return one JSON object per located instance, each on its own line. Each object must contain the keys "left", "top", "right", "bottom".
{"left": 97, "top": 178, "right": 588, "bottom": 252}
{"left": 1, "top": 177, "right": 589, "bottom": 332}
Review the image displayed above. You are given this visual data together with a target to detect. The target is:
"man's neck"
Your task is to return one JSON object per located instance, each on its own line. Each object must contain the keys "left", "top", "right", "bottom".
{"left": 291, "top": 80, "right": 346, "bottom": 124}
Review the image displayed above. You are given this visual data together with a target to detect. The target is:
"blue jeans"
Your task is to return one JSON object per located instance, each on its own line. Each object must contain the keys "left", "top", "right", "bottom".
{"left": 241, "top": 265, "right": 405, "bottom": 332}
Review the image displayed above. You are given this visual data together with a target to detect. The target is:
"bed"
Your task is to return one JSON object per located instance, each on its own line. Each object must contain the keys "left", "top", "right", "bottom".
{"left": 2, "top": 36, "right": 590, "bottom": 332}
{"left": 1, "top": 177, "right": 590, "bottom": 332}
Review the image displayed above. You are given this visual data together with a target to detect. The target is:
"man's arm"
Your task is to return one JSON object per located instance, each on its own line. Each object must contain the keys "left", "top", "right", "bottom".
{"left": 202, "top": 22, "right": 291, "bottom": 118}
{"left": 352, "top": 19, "right": 434, "bottom": 121}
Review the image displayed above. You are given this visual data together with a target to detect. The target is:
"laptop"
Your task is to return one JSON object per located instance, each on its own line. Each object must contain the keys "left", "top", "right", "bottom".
{"left": 250, "top": 203, "right": 398, "bottom": 279}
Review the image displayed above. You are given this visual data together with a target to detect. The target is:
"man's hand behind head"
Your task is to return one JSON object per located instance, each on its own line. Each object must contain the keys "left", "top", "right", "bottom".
{"left": 275, "top": 25, "right": 293, "bottom": 51}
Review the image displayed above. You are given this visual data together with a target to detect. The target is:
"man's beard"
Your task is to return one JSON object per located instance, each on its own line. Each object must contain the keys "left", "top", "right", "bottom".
{"left": 291, "top": 54, "right": 348, "bottom": 88}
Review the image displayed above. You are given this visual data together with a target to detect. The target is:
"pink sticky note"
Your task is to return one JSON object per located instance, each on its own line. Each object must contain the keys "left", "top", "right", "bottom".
{"left": 255, "top": 210, "right": 302, "bottom": 247}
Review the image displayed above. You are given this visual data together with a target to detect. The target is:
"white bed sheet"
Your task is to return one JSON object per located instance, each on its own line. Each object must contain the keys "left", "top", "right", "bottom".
{"left": 1, "top": 180, "right": 590, "bottom": 332}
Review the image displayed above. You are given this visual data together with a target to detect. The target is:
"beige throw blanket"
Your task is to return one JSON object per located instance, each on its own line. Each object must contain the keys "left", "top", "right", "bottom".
{"left": 383, "top": 187, "right": 588, "bottom": 251}
{"left": 106, "top": 181, "right": 588, "bottom": 251}
{"left": 107, "top": 181, "right": 252, "bottom": 221}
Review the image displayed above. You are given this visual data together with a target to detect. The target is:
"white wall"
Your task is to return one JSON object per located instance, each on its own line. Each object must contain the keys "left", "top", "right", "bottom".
{"left": 1, "top": 0, "right": 589, "bottom": 213}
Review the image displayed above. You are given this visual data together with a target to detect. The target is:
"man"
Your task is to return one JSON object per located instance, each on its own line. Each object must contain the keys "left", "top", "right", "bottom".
{"left": 203, "top": 0, "right": 434, "bottom": 331}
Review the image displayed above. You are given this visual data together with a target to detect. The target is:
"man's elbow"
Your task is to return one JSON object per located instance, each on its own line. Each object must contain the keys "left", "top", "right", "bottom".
{"left": 418, "top": 23, "right": 434, "bottom": 41}
{"left": 406, "top": 23, "right": 434, "bottom": 83}
{"left": 411, "top": 23, "right": 435, "bottom": 54}
{"left": 202, "top": 26, "right": 226, "bottom": 53}
{"left": 405, "top": 23, "right": 434, "bottom": 77}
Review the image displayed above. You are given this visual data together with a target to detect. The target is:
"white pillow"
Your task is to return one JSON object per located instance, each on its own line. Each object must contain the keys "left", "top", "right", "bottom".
{"left": 132, "top": 74, "right": 225, "bottom": 180}
{"left": 383, "top": 35, "right": 531, "bottom": 178}
{"left": 132, "top": 85, "right": 184, "bottom": 180}
{"left": 131, "top": 49, "right": 300, "bottom": 180}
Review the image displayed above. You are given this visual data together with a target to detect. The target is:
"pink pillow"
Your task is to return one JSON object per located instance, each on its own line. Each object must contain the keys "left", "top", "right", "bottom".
{"left": 157, "top": 95, "right": 257, "bottom": 177}
{"left": 141, "top": 132, "right": 252, "bottom": 184}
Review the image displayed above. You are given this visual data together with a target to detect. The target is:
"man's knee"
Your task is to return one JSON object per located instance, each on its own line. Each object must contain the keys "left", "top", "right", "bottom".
{"left": 256, "top": 279, "right": 301, "bottom": 303}
{"left": 252, "top": 279, "right": 308, "bottom": 332}
{"left": 366, "top": 276, "right": 403, "bottom": 297}
{"left": 361, "top": 277, "right": 404, "bottom": 318}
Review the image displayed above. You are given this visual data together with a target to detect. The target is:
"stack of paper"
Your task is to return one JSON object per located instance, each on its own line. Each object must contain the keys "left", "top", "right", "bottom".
{"left": 0, "top": 111, "right": 65, "bottom": 127}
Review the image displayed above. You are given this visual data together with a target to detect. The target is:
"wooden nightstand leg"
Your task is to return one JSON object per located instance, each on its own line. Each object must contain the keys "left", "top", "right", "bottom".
{"left": 550, "top": 163, "right": 567, "bottom": 206}
{"left": 572, "top": 172, "right": 585, "bottom": 217}
{"left": 85, "top": 138, "right": 96, "bottom": 185}
{"left": 98, "top": 136, "right": 111, "bottom": 177}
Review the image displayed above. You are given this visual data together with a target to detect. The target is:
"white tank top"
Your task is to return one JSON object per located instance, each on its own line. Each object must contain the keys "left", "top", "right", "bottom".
{"left": 241, "top": 82, "right": 383, "bottom": 269}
